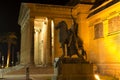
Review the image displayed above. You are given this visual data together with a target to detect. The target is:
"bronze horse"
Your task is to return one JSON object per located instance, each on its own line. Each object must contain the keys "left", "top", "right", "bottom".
{"left": 55, "top": 21, "right": 69, "bottom": 58}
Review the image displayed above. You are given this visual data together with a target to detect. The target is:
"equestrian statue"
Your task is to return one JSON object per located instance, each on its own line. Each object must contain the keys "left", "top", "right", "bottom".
{"left": 55, "top": 17, "right": 87, "bottom": 67}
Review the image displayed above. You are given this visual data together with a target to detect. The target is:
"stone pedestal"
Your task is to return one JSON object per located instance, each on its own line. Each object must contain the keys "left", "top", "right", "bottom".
{"left": 57, "top": 58, "right": 95, "bottom": 80}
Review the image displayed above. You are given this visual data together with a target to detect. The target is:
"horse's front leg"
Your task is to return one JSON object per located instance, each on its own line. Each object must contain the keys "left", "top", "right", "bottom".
{"left": 61, "top": 43, "right": 65, "bottom": 58}
{"left": 55, "top": 43, "right": 65, "bottom": 67}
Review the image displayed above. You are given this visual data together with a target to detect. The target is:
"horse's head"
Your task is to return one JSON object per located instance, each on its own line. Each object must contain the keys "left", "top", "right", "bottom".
{"left": 55, "top": 21, "right": 68, "bottom": 30}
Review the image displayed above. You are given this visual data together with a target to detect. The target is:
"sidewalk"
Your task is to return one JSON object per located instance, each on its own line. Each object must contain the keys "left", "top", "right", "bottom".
{"left": 0, "top": 65, "right": 55, "bottom": 80}
{"left": 5, "top": 65, "right": 54, "bottom": 75}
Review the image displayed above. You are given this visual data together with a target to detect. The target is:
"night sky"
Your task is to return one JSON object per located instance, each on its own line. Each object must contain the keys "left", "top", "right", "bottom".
{"left": 0, "top": 2, "right": 20, "bottom": 33}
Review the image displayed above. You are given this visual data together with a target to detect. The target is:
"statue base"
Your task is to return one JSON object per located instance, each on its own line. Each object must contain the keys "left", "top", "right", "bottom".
{"left": 57, "top": 57, "right": 95, "bottom": 80}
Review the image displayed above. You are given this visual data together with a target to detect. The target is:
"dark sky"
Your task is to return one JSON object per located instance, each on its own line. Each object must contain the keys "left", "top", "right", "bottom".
{"left": 0, "top": 1, "right": 21, "bottom": 33}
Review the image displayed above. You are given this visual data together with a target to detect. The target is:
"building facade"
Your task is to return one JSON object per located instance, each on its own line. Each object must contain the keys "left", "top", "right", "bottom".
{"left": 18, "top": 3, "right": 73, "bottom": 66}
{"left": 18, "top": 1, "right": 120, "bottom": 79}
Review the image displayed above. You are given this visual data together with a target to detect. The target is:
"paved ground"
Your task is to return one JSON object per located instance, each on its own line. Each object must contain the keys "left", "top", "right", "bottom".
{"left": 0, "top": 65, "right": 55, "bottom": 80}
{"left": 4, "top": 76, "right": 53, "bottom": 80}
{"left": 4, "top": 75, "right": 56, "bottom": 80}
{"left": 6, "top": 65, "right": 54, "bottom": 75}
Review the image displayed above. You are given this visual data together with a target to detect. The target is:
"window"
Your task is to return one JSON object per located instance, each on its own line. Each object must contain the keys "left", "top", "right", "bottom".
{"left": 108, "top": 16, "right": 120, "bottom": 33}
{"left": 94, "top": 22, "right": 103, "bottom": 39}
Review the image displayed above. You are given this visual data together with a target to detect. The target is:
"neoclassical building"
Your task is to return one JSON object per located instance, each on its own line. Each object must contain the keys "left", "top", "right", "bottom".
{"left": 18, "top": 3, "right": 74, "bottom": 66}
{"left": 18, "top": 1, "right": 120, "bottom": 79}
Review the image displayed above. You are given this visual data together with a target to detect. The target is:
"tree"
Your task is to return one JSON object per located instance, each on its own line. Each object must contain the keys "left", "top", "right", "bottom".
{"left": 0, "top": 32, "right": 17, "bottom": 67}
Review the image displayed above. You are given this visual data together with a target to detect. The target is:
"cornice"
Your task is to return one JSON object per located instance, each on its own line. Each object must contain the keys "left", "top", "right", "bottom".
{"left": 88, "top": 0, "right": 118, "bottom": 18}
{"left": 87, "top": 1, "right": 120, "bottom": 22}
{"left": 72, "top": 4, "right": 92, "bottom": 18}
{"left": 27, "top": 3, "right": 73, "bottom": 19}
{"left": 35, "top": 3, "right": 73, "bottom": 10}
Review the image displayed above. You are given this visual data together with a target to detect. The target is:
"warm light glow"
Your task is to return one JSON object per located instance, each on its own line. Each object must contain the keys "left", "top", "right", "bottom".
{"left": 51, "top": 20, "right": 55, "bottom": 64}
{"left": 41, "top": 21, "right": 47, "bottom": 63}
{"left": 94, "top": 74, "right": 100, "bottom": 80}
{"left": 34, "top": 27, "right": 41, "bottom": 33}
{"left": 34, "top": 17, "right": 48, "bottom": 66}
{"left": 51, "top": 20, "right": 54, "bottom": 38}
{"left": 34, "top": 27, "right": 39, "bottom": 65}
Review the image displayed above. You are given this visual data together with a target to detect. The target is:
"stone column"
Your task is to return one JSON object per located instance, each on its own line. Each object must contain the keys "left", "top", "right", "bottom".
{"left": 29, "top": 17, "right": 34, "bottom": 65}
{"left": 47, "top": 18, "right": 54, "bottom": 65}
{"left": 20, "top": 20, "right": 31, "bottom": 65}
{"left": 20, "top": 17, "right": 35, "bottom": 65}
{"left": 51, "top": 19, "right": 56, "bottom": 65}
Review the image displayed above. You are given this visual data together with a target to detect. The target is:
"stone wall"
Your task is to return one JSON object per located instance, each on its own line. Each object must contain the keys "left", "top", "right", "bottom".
{"left": 87, "top": 2, "right": 120, "bottom": 79}
{"left": 18, "top": 2, "right": 120, "bottom": 79}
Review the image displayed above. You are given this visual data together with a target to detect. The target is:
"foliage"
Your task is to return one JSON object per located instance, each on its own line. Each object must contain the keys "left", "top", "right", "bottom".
{"left": 0, "top": 32, "right": 17, "bottom": 44}
{"left": 0, "top": 32, "right": 18, "bottom": 67}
